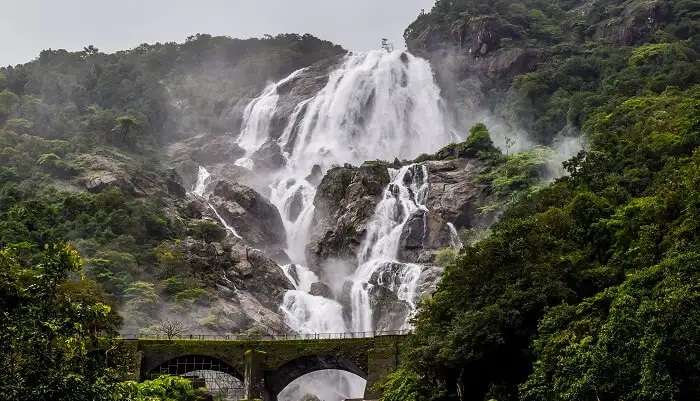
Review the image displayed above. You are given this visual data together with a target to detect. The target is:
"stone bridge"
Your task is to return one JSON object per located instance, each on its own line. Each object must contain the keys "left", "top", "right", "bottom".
{"left": 119, "top": 333, "right": 408, "bottom": 401}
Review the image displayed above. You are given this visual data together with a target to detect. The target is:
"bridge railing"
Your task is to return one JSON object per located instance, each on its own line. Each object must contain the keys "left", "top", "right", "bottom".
{"left": 119, "top": 329, "right": 411, "bottom": 341}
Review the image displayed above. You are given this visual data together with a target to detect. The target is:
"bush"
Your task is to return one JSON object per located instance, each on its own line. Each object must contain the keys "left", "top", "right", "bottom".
{"left": 187, "top": 220, "right": 226, "bottom": 243}
{"left": 115, "top": 375, "right": 206, "bottom": 401}
{"left": 379, "top": 369, "right": 420, "bottom": 401}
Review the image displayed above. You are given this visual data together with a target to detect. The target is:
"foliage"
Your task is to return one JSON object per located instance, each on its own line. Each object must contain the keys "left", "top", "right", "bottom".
{"left": 521, "top": 253, "right": 700, "bottom": 401}
{"left": 407, "top": 0, "right": 700, "bottom": 144}
{"left": 479, "top": 146, "right": 551, "bottom": 212}
{"left": 0, "top": 243, "right": 123, "bottom": 401}
{"left": 115, "top": 375, "right": 206, "bottom": 401}
{"left": 432, "top": 123, "right": 501, "bottom": 161}
{"left": 187, "top": 219, "right": 227, "bottom": 243}
{"left": 379, "top": 369, "right": 420, "bottom": 401}
{"left": 401, "top": 1, "right": 700, "bottom": 396}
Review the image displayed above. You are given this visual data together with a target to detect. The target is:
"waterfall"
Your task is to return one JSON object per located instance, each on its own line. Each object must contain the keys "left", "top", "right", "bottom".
{"left": 448, "top": 223, "right": 463, "bottom": 248}
{"left": 233, "top": 50, "right": 456, "bottom": 335}
{"left": 280, "top": 264, "right": 348, "bottom": 334}
{"left": 279, "top": 50, "right": 454, "bottom": 176}
{"left": 349, "top": 164, "right": 428, "bottom": 332}
{"left": 239, "top": 50, "right": 453, "bottom": 263}
{"left": 224, "top": 50, "right": 458, "bottom": 401}
{"left": 235, "top": 68, "right": 307, "bottom": 169}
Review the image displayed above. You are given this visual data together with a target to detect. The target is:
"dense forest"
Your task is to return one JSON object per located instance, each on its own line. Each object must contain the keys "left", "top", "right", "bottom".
{"left": 382, "top": 0, "right": 700, "bottom": 400}
{"left": 0, "top": 33, "right": 343, "bottom": 400}
{"left": 1, "top": 0, "right": 700, "bottom": 400}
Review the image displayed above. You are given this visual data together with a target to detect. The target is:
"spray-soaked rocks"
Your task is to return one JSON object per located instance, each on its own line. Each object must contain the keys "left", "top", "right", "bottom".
{"left": 267, "top": 55, "right": 344, "bottom": 143}
{"left": 306, "top": 162, "right": 390, "bottom": 271}
{"left": 169, "top": 133, "right": 246, "bottom": 166}
{"left": 158, "top": 236, "right": 293, "bottom": 334}
{"left": 250, "top": 140, "right": 287, "bottom": 171}
{"left": 207, "top": 179, "right": 288, "bottom": 256}
{"left": 395, "top": 157, "right": 497, "bottom": 263}
{"left": 369, "top": 285, "right": 412, "bottom": 331}
{"left": 423, "top": 158, "right": 497, "bottom": 229}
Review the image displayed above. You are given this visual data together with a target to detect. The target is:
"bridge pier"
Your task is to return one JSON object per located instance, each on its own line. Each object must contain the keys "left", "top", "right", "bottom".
{"left": 364, "top": 335, "right": 403, "bottom": 400}
{"left": 243, "top": 349, "right": 268, "bottom": 401}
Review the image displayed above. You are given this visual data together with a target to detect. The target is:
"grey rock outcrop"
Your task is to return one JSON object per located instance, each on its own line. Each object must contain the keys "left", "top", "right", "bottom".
{"left": 309, "top": 282, "right": 333, "bottom": 299}
{"left": 165, "top": 236, "right": 293, "bottom": 334}
{"left": 208, "top": 180, "right": 288, "bottom": 255}
{"left": 369, "top": 285, "right": 411, "bottom": 331}
{"left": 423, "top": 158, "right": 495, "bottom": 229}
{"left": 74, "top": 153, "right": 186, "bottom": 198}
{"left": 306, "top": 162, "right": 390, "bottom": 271}
{"left": 267, "top": 56, "right": 344, "bottom": 146}
{"left": 306, "top": 151, "right": 496, "bottom": 266}
{"left": 169, "top": 133, "right": 245, "bottom": 166}
{"left": 251, "top": 140, "right": 287, "bottom": 171}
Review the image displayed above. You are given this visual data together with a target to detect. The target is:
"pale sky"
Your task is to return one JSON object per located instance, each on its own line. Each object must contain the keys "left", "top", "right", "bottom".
{"left": 0, "top": 0, "right": 436, "bottom": 66}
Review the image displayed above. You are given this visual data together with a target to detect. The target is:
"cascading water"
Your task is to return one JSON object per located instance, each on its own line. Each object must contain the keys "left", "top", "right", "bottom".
{"left": 236, "top": 68, "right": 307, "bottom": 169}
{"left": 240, "top": 50, "right": 454, "bottom": 269}
{"left": 280, "top": 264, "right": 348, "bottom": 334}
{"left": 350, "top": 164, "right": 428, "bottom": 332}
{"left": 233, "top": 50, "right": 457, "bottom": 333}
{"left": 448, "top": 223, "right": 464, "bottom": 248}
{"left": 230, "top": 50, "right": 459, "bottom": 401}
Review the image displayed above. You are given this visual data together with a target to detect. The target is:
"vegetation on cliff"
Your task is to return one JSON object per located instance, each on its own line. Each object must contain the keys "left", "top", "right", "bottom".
{"left": 1, "top": 0, "right": 699, "bottom": 399}
{"left": 0, "top": 33, "right": 343, "bottom": 331}
{"left": 0, "top": 34, "right": 344, "bottom": 399}
{"left": 384, "top": 1, "right": 700, "bottom": 400}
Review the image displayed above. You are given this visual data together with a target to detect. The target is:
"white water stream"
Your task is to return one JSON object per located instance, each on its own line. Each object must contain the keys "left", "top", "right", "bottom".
{"left": 233, "top": 50, "right": 457, "bottom": 334}
{"left": 220, "top": 50, "right": 458, "bottom": 400}
{"left": 350, "top": 164, "right": 428, "bottom": 332}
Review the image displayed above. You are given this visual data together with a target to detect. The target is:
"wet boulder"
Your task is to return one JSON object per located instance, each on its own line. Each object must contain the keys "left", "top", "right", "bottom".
{"left": 369, "top": 285, "right": 411, "bottom": 332}
{"left": 306, "top": 162, "right": 391, "bottom": 271}
{"left": 398, "top": 210, "right": 454, "bottom": 263}
{"left": 309, "top": 282, "right": 333, "bottom": 299}
{"left": 208, "top": 179, "right": 288, "bottom": 254}
{"left": 251, "top": 140, "right": 287, "bottom": 171}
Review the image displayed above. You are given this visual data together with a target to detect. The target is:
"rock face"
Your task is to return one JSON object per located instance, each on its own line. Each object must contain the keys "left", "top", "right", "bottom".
{"left": 405, "top": 0, "right": 669, "bottom": 134}
{"left": 397, "top": 157, "right": 496, "bottom": 263}
{"left": 369, "top": 285, "right": 411, "bottom": 331}
{"left": 588, "top": 0, "right": 669, "bottom": 45}
{"left": 267, "top": 56, "right": 343, "bottom": 148}
{"left": 398, "top": 210, "right": 453, "bottom": 263}
{"left": 309, "top": 282, "right": 333, "bottom": 299}
{"left": 408, "top": 14, "right": 541, "bottom": 82}
{"left": 424, "top": 158, "right": 496, "bottom": 229}
{"left": 251, "top": 140, "right": 287, "bottom": 171}
{"left": 208, "top": 179, "right": 288, "bottom": 255}
{"left": 166, "top": 236, "right": 294, "bottom": 334}
{"left": 169, "top": 133, "right": 245, "bottom": 166}
{"left": 306, "top": 162, "right": 391, "bottom": 270}
{"left": 307, "top": 152, "right": 496, "bottom": 266}
{"left": 74, "top": 153, "right": 186, "bottom": 198}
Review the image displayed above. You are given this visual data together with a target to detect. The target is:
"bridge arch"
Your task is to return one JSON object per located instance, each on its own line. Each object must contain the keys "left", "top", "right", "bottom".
{"left": 146, "top": 354, "right": 244, "bottom": 382}
{"left": 265, "top": 354, "right": 367, "bottom": 398}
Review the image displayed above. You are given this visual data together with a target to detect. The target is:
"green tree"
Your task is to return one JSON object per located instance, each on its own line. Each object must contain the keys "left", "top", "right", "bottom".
{"left": 112, "top": 115, "right": 143, "bottom": 148}
{"left": 0, "top": 243, "right": 122, "bottom": 401}
{"left": 0, "top": 89, "right": 19, "bottom": 122}
{"left": 521, "top": 253, "right": 700, "bottom": 401}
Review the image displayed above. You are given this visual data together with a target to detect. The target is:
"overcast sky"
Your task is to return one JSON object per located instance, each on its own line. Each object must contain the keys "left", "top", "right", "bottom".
{"left": 0, "top": 0, "right": 436, "bottom": 66}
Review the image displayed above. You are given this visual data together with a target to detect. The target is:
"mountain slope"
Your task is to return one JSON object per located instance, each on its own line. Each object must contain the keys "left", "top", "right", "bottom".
{"left": 382, "top": 1, "right": 700, "bottom": 400}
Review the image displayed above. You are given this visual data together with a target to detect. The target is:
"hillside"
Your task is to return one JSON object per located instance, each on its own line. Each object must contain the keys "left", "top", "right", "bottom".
{"left": 1, "top": 1, "right": 699, "bottom": 401}
{"left": 381, "top": 0, "right": 700, "bottom": 400}
{"left": 0, "top": 34, "right": 345, "bottom": 335}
